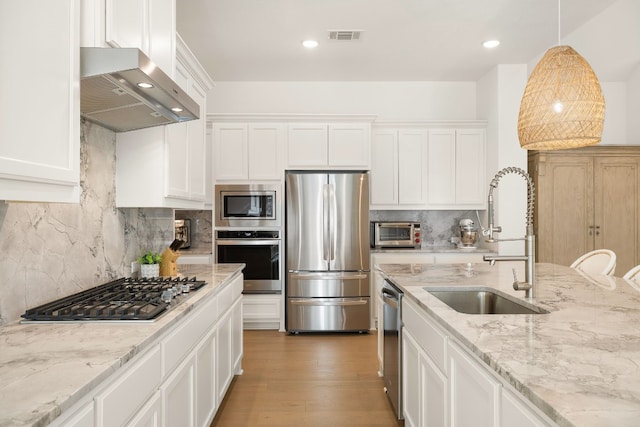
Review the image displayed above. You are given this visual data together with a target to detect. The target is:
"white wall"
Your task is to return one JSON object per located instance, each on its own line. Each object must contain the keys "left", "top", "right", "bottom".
{"left": 207, "top": 81, "right": 477, "bottom": 121}
{"left": 477, "top": 65, "right": 528, "bottom": 256}
{"left": 628, "top": 65, "right": 640, "bottom": 143}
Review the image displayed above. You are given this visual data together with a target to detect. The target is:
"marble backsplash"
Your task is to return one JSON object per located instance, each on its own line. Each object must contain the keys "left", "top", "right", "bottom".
{"left": 0, "top": 121, "right": 174, "bottom": 325}
{"left": 370, "top": 209, "right": 484, "bottom": 248}
{"left": 174, "top": 210, "right": 213, "bottom": 252}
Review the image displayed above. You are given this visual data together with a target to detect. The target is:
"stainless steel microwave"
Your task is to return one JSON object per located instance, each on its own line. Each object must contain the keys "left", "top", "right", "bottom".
{"left": 215, "top": 184, "right": 280, "bottom": 227}
{"left": 371, "top": 222, "right": 421, "bottom": 248}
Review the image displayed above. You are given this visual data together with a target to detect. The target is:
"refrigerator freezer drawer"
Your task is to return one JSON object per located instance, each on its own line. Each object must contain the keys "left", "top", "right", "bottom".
{"left": 287, "top": 272, "right": 370, "bottom": 297}
{"left": 287, "top": 297, "right": 370, "bottom": 332}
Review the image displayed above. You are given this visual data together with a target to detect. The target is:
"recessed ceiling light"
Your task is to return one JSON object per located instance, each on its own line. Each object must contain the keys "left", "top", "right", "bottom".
{"left": 302, "top": 40, "right": 319, "bottom": 49}
{"left": 482, "top": 40, "right": 500, "bottom": 49}
{"left": 171, "top": 107, "right": 183, "bottom": 113}
{"left": 137, "top": 82, "right": 154, "bottom": 89}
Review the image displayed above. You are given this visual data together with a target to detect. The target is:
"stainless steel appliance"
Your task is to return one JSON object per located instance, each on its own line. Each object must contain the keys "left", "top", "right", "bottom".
{"left": 371, "top": 221, "right": 421, "bottom": 249}
{"left": 215, "top": 230, "right": 281, "bottom": 294}
{"left": 382, "top": 280, "right": 404, "bottom": 420}
{"left": 21, "top": 277, "right": 207, "bottom": 322}
{"left": 458, "top": 218, "right": 478, "bottom": 248}
{"left": 285, "top": 171, "right": 370, "bottom": 332}
{"left": 174, "top": 219, "right": 191, "bottom": 249}
{"left": 215, "top": 184, "right": 279, "bottom": 227}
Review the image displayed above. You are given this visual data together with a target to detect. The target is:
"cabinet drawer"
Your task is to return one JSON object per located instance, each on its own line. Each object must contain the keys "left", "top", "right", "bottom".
{"left": 162, "top": 293, "right": 218, "bottom": 375}
{"left": 95, "top": 345, "right": 161, "bottom": 427}
{"left": 402, "top": 298, "right": 447, "bottom": 373}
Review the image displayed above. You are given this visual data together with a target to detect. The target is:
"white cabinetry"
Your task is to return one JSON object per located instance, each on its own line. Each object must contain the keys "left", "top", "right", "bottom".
{"left": 81, "top": 0, "right": 175, "bottom": 74}
{"left": 242, "top": 294, "right": 283, "bottom": 330}
{"left": 370, "top": 129, "right": 429, "bottom": 207}
{"left": 287, "top": 123, "right": 371, "bottom": 169}
{"left": 0, "top": 0, "right": 80, "bottom": 203}
{"left": 400, "top": 296, "right": 556, "bottom": 427}
{"left": 213, "top": 123, "right": 284, "bottom": 181}
{"left": 370, "top": 123, "right": 486, "bottom": 210}
{"left": 426, "top": 128, "right": 486, "bottom": 209}
{"left": 52, "top": 273, "right": 243, "bottom": 427}
{"left": 116, "top": 36, "right": 213, "bottom": 208}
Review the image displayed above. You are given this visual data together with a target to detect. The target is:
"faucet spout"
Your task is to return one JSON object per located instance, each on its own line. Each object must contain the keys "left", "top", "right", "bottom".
{"left": 483, "top": 167, "right": 536, "bottom": 300}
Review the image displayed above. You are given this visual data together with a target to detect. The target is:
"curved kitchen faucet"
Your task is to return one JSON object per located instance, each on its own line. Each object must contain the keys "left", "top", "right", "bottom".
{"left": 481, "top": 167, "right": 536, "bottom": 300}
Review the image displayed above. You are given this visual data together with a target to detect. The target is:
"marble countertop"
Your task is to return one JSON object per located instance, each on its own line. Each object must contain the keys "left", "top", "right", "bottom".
{"left": 372, "top": 245, "right": 495, "bottom": 254}
{"left": 0, "top": 263, "right": 244, "bottom": 427}
{"left": 378, "top": 261, "right": 640, "bottom": 427}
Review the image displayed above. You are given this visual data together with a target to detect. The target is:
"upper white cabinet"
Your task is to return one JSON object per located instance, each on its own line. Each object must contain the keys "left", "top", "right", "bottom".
{"left": 116, "top": 35, "right": 213, "bottom": 208}
{"left": 81, "top": 0, "right": 175, "bottom": 74}
{"left": 213, "top": 123, "right": 284, "bottom": 181}
{"left": 426, "top": 128, "right": 486, "bottom": 209}
{"left": 0, "top": 0, "right": 80, "bottom": 203}
{"left": 287, "top": 122, "right": 371, "bottom": 169}
{"left": 370, "top": 128, "right": 429, "bottom": 208}
{"left": 370, "top": 122, "right": 486, "bottom": 210}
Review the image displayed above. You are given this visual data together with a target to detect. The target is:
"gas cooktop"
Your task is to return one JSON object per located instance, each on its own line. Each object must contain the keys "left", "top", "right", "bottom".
{"left": 21, "top": 277, "right": 207, "bottom": 322}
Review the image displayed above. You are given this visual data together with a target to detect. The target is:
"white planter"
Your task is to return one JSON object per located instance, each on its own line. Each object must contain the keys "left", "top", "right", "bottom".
{"left": 140, "top": 263, "right": 160, "bottom": 278}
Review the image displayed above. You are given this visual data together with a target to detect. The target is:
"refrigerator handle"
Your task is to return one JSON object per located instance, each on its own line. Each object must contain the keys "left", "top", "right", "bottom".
{"left": 329, "top": 183, "right": 336, "bottom": 261}
{"left": 323, "top": 183, "right": 330, "bottom": 262}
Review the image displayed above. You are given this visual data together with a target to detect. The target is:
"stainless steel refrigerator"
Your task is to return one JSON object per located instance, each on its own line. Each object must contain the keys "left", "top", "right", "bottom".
{"left": 285, "top": 171, "right": 370, "bottom": 332}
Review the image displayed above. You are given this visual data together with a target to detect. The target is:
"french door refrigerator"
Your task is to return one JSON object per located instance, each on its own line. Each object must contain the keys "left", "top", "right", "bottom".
{"left": 285, "top": 171, "right": 370, "bottom": 332}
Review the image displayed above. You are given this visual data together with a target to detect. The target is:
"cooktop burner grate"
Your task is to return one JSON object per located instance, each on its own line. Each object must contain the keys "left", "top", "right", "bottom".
{"left": 21, "top": 277, "right": 207, "bottom": 322}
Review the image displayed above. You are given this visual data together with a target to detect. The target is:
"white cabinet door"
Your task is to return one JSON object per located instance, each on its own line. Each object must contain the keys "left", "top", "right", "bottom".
{"left": 287, "top": 123, "right": 371, "bottom": 169}
{"left": 398, "top": 129, "right": 429, "bottom": 205}
{"left": 422, "top": 351, "right": 447, "bottom": 427}
{"left": 214, "top": 124, "right": 249, "bottom": 180}
{"left": 195, "top": 330, "right": 217, "bottom": 427}
{"left": 126, "top": 390, "right": 161, "bottom": 427}
{"left": 0, "top": 0, "right": 80, "bottom": 203}
{"left": 287, "top": 124, "right": 328, "bottom": 167}
{"left": 104, "top": 0, "right": 175, "bottom": 74}
{"left": 162, "top": 355, "right": 195, "bottom": 427}
{"left": 187, "top": 80, "right": 207, "bottom": 201}
{"left": 165, "top": 62, "right": 190, "bottom": 199}
{"left": 248, "top": 124, "right": 284, "bottom": 180}
{"left": 242, "top": 294, "right": 281, "bottom": 330}
{"left": 455, "top": 129, "right": 486, "bottom": 206}
{"left": 402, "top": 329, "right": 422, "bottom": 427}
{"left": 426, "top": 129, "right": 456, "bottom": 205}
{"left": 426, "top": 128, "right": 486, "bottom": 208}
{"left": 449, "top": 341, "right": 499, "bottom": 427}
{"left": 371, "top": 130, "right": 398, "bottom": 205}
{"left": 232, "top": 297, "right": 244, "bottom": 373}
{"left": 216, "top": 309, "right": 233, "bottom": 403}
{"left": 57, "top": 402, "right": 94, "bottom": 427}
{"left": 328, "top": 123, "right": 370, "bottom": 167}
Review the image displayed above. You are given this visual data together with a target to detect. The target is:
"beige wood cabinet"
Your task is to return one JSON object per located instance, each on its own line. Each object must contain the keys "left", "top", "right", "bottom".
{"left": 529, "top": 146, "right": 640, "bottom": 275}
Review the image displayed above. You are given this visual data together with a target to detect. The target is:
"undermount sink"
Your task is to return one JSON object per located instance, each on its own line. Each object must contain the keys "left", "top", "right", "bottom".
{"left": 425, "top": 287, "right": 548, "bottom": 315}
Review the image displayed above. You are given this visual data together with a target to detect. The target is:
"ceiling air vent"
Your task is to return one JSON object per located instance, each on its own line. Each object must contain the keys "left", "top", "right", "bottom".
{"left": 328, "top": 30, "right": 362, "bottom": 41}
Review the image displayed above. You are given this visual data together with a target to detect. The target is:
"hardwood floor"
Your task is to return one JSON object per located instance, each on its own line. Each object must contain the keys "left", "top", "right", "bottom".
{"left": 211, "top": 330, "right": 403, "bottom": 426}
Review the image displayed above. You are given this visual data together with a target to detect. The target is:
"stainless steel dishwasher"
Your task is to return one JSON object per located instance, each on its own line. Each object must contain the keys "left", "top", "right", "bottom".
{"left": 382, "top": 280, "right": 403, "bottom": 420}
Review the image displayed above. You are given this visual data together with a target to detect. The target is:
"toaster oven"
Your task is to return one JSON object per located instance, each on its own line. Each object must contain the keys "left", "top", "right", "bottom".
{"left": 371, "top": 222, "right": 421, "bottom": 249}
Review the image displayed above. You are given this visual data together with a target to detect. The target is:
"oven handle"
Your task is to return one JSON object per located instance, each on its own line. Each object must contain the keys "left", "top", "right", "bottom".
{"left": 290, "top": 298, "right": 368, "bottom": 306}
{"left": 215, "top": 239, "right": 281, "bottom": 246}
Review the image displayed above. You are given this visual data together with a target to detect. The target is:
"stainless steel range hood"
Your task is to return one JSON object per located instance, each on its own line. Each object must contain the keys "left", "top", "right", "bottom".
{"left": 80, "top": 47, "right": 200, "bottom": 132}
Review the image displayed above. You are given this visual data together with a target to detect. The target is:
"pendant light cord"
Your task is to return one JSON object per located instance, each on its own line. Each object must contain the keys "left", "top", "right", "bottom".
{"left": 558, "top": 0, "right": 561, "bottom": 45}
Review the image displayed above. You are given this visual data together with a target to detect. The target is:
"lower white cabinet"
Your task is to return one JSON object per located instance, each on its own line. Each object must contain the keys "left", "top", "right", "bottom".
{"left": 242, "top": 294, "right": 282, "bottom": 330}
{"left": 53, "top": 274, "right": 243, "bottom": 427}
{"left": 162, "top": 355, "right": 196, "bottom": 427}
{"left": 401, "top": 297, "right": 555, "bottom": 427}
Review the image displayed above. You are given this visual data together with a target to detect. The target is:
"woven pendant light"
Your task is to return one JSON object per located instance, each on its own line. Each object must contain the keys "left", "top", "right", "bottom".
{"left": 518, "top": 45, "right": 605, "bottom": 150}
{"left": 518, "top": 0, "right": 605, "bottom": 151}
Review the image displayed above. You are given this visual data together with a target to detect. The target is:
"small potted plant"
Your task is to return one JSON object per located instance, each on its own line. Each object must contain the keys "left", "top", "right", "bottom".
{"left": 138, "top": 251, "right": 162, "bottom": 278}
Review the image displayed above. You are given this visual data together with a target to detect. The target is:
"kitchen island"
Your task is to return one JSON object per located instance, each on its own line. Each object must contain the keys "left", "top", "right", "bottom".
{"left": 0, "top": 263, "right": 244, "bottom": 427}
{"left": 378, "top": 261, "right": 640, "bottom": 426}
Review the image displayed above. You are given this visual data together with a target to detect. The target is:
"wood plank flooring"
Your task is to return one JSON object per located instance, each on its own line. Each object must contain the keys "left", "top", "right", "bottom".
{"left": 211, "top": 330, "right": 403, "bottom": 427}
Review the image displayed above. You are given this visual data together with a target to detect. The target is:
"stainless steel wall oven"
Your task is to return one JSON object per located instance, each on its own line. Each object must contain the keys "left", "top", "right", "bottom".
{"left": 215, "top": 230, "right": 281, "bottom": 294}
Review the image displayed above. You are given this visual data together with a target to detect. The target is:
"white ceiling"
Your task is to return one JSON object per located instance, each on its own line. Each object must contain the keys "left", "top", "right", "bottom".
{"left": 176, "top": 0, "right": 631, "bottom": 82}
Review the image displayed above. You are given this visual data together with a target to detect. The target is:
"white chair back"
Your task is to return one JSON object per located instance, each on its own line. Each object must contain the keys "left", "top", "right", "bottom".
{"left": 623, "top": 265, "right": 640, "bottom": 283}
{"left": 570, "top": 249, "right": 616, "bottom": 276}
